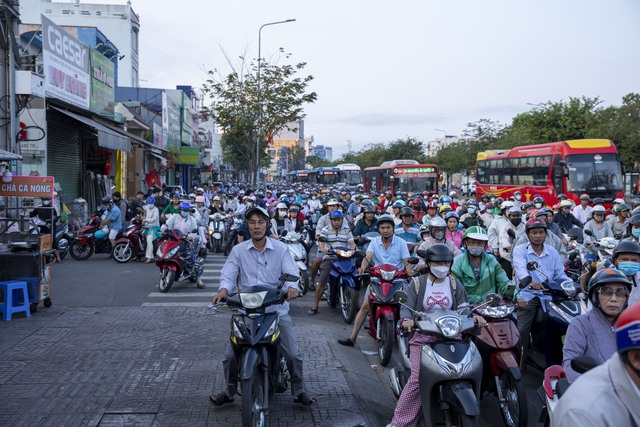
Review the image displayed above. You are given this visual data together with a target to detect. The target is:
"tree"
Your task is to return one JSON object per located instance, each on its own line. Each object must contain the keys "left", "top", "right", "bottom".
{"left": 287, "top": 143, "right": 307, "bottom": 171}
{"left": 335, "top": 137, "right": 426, "bottom": 168}
{"left": 306, "top": 155, "right": 331, "bottom": 169}
{"left": 202, "top": 49, "right": 317, "bottom": 182}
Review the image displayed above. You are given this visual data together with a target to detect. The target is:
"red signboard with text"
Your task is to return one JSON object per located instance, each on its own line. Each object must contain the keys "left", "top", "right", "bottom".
{"left": 0, "top": 176, "right": 55, "bottom": 198}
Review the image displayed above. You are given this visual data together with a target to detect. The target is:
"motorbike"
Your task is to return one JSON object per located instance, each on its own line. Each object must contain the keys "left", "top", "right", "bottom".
{"left": 30, "top": 217, "right": 72, "bottom": 260}
{"left": 317, "top": 236, "right": 363, "bottom": 324}
{"left": 69, "top": 210, "right": 119, "bottom": 260}
{"left": 520, "top": 261, "right": 587, "bottom": 370}
{"left": 111, "top": 217, "right": 159, "bottom": 263}
{"left": 281, "top": 231, "right": 310, "bottom": 296}
{"left": 537, "top": 357, "right": 599, "bottom": 427}
{"left": 583, "top": 229, "right": 617, "bottom": 271}
{"left": 388, "top": 290, "right": 484, "bottom": 427}
{"left": 208, "top": 213, "right": 227, "bottom": 253}
{"left": 362, "top": 257, "right": 418, "bottom": 366}
{"left": 224, "top": 216, "right": 244, "bottom": 256}
{"left": 213, "top": 273, "right": 300, "bottom": 427}
{"left": 155, "top": 229, "right": 204, "bottom": 293}
{"left": 473, "top": 294, "right": 527, "bottom": 427}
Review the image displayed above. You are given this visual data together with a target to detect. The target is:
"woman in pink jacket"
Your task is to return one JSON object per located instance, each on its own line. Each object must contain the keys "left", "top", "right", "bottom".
{"left": 445, "top": 212, "right": 463, "bottom": 248}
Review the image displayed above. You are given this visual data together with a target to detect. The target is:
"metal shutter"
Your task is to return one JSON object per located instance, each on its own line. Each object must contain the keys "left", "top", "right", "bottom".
{"left": 47, "top": 123, "right": 82, "bottom": 200}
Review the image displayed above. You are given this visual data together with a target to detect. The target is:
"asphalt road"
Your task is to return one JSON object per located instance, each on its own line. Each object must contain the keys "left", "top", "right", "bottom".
{"left": 47, "top": 251, "right": 546, "bottom": 426}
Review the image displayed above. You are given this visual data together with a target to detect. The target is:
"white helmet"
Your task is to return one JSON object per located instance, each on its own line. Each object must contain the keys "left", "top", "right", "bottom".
{"left": 213, "top": 196, "right": 221, "bottom": 201}
{"left": 501, "top": 201, "right": 514, "bottom": 210}
{"left": 429, "top": 216, "right": 446, "bottom": 228}
{"left": 559, "top": 200, "right": 573, "bottom": 208}
{"left": 276, "top": 203, "right": 288, "bottom": 210}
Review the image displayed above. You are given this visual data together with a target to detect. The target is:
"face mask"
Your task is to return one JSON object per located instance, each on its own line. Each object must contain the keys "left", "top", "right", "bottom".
{"left": 430, "top": 265, "right": 450, "bottom": 279}
{"left": 278, "top": 210, "right": 287, "bottom": 218}
{"left": 515, "top": 195, "right": 522, "bottom": 201}
{"left": 562, "top": 208, "right": 570, "bottom": 214}
{"left": 510, "top": 218, "right": 522, "bottom": 227}
{"left": 144, "top": 204, "right": 151, "bottom": 210}
{"left": 617, "top": 261, "right": 640, "bottom": 277}
{"left": 468, "top": 208, "right": 476, "bottom": 215}
{"left": 490, "top": 198, "right": 496, "bottom": 203}
{"left": 180, "top": 211, "right": 189, "bottom": 218}
{"left": 632, "top": 229, "right": 640, "bottom": 239}
{"left": 466, "top": 246, "right": 484, "bottom": 257}
{"left": 534, "top": 203, "right": 542, "bottom": 209}
{"left": 433, "top": 230, "right": 445, "bottom": 240}
{"left": 453, "top": 199, "right": 459, "bottom": 203}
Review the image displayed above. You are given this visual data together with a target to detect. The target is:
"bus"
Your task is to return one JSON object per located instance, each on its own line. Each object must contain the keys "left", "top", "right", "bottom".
{"left": 475, "top": 139, "right": 624, "bottom": 207}
{"left": 286, "top": 170, "right": 313, "bottom": 184}
{"left": 336, "top": 163, "right": 362, "bottom": 186}
{"left": 312, "top": 167, "right": 342, "bottom": 185}
{"left": 363, "top": 160, "right": 439, "bottom": 196}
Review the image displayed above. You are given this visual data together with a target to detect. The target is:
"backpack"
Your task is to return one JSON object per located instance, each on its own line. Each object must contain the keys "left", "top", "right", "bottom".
{"left": 124, "top": 202, "right": 135, "bottom": 221}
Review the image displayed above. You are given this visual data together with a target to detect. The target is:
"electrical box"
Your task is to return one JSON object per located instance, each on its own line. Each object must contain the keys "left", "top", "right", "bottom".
{"left": 16, "top": 71, "right": 45, "bottom": 98}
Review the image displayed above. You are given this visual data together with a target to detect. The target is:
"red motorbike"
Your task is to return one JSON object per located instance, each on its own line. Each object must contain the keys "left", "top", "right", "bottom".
{"left": 365, "top": 261, "right": 416, "bottom": 366}
{"left": 69, "top": 209, "right": 121, "bottom": 261}
{"left": 111, "top": 217, "right": 159, "bottom": 263}
{"left": 155, "top": 229, "right": 204, "bottom": 293}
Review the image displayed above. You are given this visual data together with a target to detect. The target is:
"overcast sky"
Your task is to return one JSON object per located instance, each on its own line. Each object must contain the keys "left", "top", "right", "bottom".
{"left": 106, "top": 0, "right": 639, "bottom": 157}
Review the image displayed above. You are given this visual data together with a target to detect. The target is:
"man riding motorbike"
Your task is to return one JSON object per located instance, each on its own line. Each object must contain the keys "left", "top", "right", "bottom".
{"left": 612, "top": 240, "right": 640, "bottom": 306}
{"left": 100, "top": 196, "right": 123, "bottom": 249}
{"left": 163, "top": 202, "right": 204, "bottom": 288}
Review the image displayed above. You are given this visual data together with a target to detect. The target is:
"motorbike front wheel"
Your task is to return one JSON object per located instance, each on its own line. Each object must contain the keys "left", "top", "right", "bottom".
{"left": 111, "top": 242, "right": 134, "bottom": 263}
{"left": 297, "top": 270, "right": 309, "bottom": 296}
{"left": 241, "top": 366, "right": 267, "bottom": 427}
{"left": 498, "top": 371, "right": 528, "bottom": 427}
{"left": 159, "top": 269, "right": 176, "bottom": 293}
{"left": 378, "top": 318, "right": 395, "bottom": 366}
{"left": 69, "top": 240, "right": 94, "bottom": 261}
{"left": 58, "top": 239, "right": 69, "bottom": 260}
{"left": 340, "top": 285, "right": 357, "bottom": 324}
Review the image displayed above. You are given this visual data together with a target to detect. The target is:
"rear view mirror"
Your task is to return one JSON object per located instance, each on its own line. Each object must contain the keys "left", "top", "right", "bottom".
{"left": 281, "top": 230, "right": 288, "bottom": 237}
{"left": 519, "top": 276, "right": 532, "bottom": 288}
{"left": 526, "top": 261, "right": 538, "bottom": 271}
{"left": 571, "top": 356, "right": 599, "bottom": 374}
{"left": 407, "top": 256, "right": 420, "bottom": 265}
{"left": 507, "top": 229, "right": 516, "bottom": 239}
{"left": 317, "top": 236, "right": 328, "bottom": 243}
{"left": 394, "top": 290, "right": 408, "bottom": 304}
{"left": 416, "top": 249, "right": 427, "bottom": 259}
{"left": 583, "top": 229, "right": 593, "bottom": 237}
{"left": 279, "top": 273, "right": 300, "bottom": 282}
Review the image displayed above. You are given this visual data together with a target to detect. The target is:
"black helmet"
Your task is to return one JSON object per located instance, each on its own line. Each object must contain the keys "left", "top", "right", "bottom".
{"left": 399, "top": 207, "right": 414, "bottom": 217}
{"left": 377, "top": 214, "right": 395, "bottom": 228}
{"left": 426, "top": 243, "right": 453, "bottom": 263}
{"left": 362, "top": 205, "right": 376, "bottom": 214}
{"left": 613, "top": 240, "right": 640, "bottom": 259}
{"left": 587, "top": 267, "right": 632, "bottom": 307}
{"left": 101, "top": 196, "right": 113, "bottom": 204}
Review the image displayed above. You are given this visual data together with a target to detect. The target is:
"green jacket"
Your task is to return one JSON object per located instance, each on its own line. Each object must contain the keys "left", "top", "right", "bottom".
{"left": 451, "top": 252, "right": 510, "bottom": 304}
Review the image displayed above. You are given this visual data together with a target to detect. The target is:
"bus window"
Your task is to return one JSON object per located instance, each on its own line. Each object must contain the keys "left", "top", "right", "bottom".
{"left": 552, "top": 155, "right": 563, "bottom": 194}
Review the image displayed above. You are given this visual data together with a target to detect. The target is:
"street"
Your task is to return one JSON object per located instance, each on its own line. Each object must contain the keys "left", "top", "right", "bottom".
{"left": 0, "top": 252, "right": 546, "bottom": 426}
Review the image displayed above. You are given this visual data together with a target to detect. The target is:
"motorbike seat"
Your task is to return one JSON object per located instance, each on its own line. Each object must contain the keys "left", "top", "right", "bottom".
{"left": 555, "top": 378, "right": 570, "bottom": 398}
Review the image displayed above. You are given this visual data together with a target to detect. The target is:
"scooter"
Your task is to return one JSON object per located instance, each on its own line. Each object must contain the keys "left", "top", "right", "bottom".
{"left": 537, "top": 357, "right": 599, "bottom": 427}
{"left": 111, "top": 217, "right": 159, "bottom": 263}
{"left": 208, "top": 213, "right": 226, "bottom": 253}
{"left": 210, "top": 273, "right": 300, "bottom": 427}
{"left": 155, "top": 229, "right": 204, "bottom": 293}
{"left": 30, "top": 217, "right": 72, "bottom": 260}
{"left": 474, "top": 294, "right": 527, "bottom": 427}
{"left": 69, "top": 209, "right": 118, "bottom": 260}
{"left": 281, "top": 230, "right": 310, "bottom": 295}
{"left": 224, "top": 216, "right": 244, "bottom": 256}
{"left": 388, "top": 290, "right": 483, "bottom": 427}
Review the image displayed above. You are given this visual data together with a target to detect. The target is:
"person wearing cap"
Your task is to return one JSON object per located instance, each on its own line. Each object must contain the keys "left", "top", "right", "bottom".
{"left": 609, "top": 203, "right": 631, "bottom": 238}
{"left": 210, "top": 206, "right": 317, "bottom": 408}
{"left": 112, "top": 191, "right": 129, "bottom": 227}
{"left": 421, "top": 201, "right": 439, "bottom": 225}
{"left": 346, "top": 194, "right": 364, "bottom": 225}
{"left": 550, "top": 302, "right": 640, "bottom": 427}
{"left": 100, "top": 196, "right": 123, "bottom": 248}
{"left": 498, "top": 206, "right": 525, "bottom": 277}
{"left": 612, "top": 240, "right": 640, "bottom": 306}
{"left": 142, "top": 196, "right": 160, "bottom": 263}
{"left": 308, "top": 210, "right": 356, "bottom": 315}
{"left": 572, "top": 194, "right": 593, "bottom": 224}
{"left": 162, "top": 193, "right": 182, "bottom": 218}
{"left": 152, "top": 186, "right": 169, "bottom": 210}
{"left": 513, "top": 209, "right": 568, "bottom": 264}
{"left": 131, "top": 191, "right": 146, "bottom": 216}
{"left": 553, "top": 200, "right": 583, "bottom": 233}
{"left": 395, "top": 207, "right": 420, "bottom": 244}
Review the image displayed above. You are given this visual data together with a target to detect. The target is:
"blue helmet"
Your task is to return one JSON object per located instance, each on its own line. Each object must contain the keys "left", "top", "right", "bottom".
{"left": 179, "top": 202, "right": 191, "bottom": 211}
{"left": 329, "top": 210, "right": 344, "bottom": 219}
{"left": 440, "top": 196, "right": 452, "bottom": 204}
{"left": 146, "top": 196, "right": 155, "bottom": 205}
{"left": 172, "top": 193, "right": 180, "bottom": 199}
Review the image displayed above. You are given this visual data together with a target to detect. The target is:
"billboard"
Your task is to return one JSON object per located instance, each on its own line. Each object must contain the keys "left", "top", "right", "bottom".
{"left": 41, "top": 15, "right": 90, "bottom": 109}
{"left": 89, "top": 48, "right": 115, "bottom": 116}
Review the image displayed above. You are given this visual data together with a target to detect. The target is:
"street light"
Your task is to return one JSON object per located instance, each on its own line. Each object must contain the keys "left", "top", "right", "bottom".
{"left": 255, "top": 19, "right": 296, "bottom": 185}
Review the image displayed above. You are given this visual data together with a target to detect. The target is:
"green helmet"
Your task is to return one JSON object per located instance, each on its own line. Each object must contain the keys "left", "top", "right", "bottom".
{"left": 463, "top": 226, "right": 488, "bottom": 241}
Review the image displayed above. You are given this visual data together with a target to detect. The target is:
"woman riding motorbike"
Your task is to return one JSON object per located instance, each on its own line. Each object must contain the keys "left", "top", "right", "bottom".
{"left": 142, "top": 196, "right": 160, "bottom": 263}
{"left": 444, "top": 211, "right": 463, "bottom": 248}
{"left": 270, "top": 202, "right": 294, "bottom": 238}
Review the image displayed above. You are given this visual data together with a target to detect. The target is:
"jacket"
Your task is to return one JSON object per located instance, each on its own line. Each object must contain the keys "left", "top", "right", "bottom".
{"left": 400, "top": 273, "right": 469, "bottom": 321}
{"left": 451, "top": 252, "right": 511, "bottom": 304}
{"left": 487, "top": 215, "right": 507, "bottom": 251}
{"left": 553, "top": 211, "right": 583, "bottom": 232}
{"left": 550, "top": 353, "right": 640, "bottom": 427}
{"left": 562, "top": 308, "right": 617, "bottom": 383}
{"left": 498, "top": 221, "right": 525, "bottom": 261}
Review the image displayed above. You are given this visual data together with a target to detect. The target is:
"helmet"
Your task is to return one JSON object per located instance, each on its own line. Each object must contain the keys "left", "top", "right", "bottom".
{"left": 301, "top": 194, "right": 309, "bottom": 200}
{"left": 289, "top": 205, "right": 300, "bottom": 212}
{"left": 587, "top": 267, "right": 632, "bottom": 305}
{"left": 355, "top": 194, "right": 364, "bottom": 200}
{"left": 245, "top": 206, "right": 270, "bottom": 221}
{"left": 467, "top": 199, "right": 479, "bottom": 207}
{"left": 632, "top": 198, "right": 640, "bottom": 208}
{"left": 444, "top": 212, "right": 459, "bottom": 222}
{"left": 614, "top": 198, "right": 626, "bottom": 205}
{"left": 525, "top": 217, "right": 547, "bottom": 231}
{"left": 419, "top": 224, "right": 429, "bottom": 236}
{"left": 247, "top": 196, "right": 256, "bottom": 202}
{"left": 439, "top": 204, "right": 452, "bottom": 214}
{"left": 481, "top": 194, "right": 490, "bottom": 201}
{"left": 440, "top": 196, "right": 452, "bottom": 204}
{"left": 426, "top": 243, "right": 453, "bottom": 263}
{"left": 613, "top": 240, "right": 640, "bottom": 259}
{"left": 514, "top": 190, "right": 522, "bottom": 196}
{"left": 213, "top": 196, "right": 221, "bottom": 201}
{"left": 392, "top": 200, "right": 406, "bottom": 208}
{"left": 501, "top": 201, "right": 514, "bottom": 210}
{"left": 377, "top": 214, "right": 395, "bottom": 228}
{"left": 188, "top": 193, "right": 197, "bottom": 200}
{"left": 495, "top": 197, "right": 504, "bottom": 205}
{"left": 172, "top": 193, "right": 180, "bottom": 199}
{"left": 361, "top": 199, "right": 374, "bottom": 209}
{"left": 426, "top": 201, "right": 437, "bottom": 209}
{"left": 101, "top": 196, "right": 113, "bottom": 204}
{"left": 195, "top": 196, "right": 205, "bottom": 203}
{"left": 179, "top": 202, "right": 191, "bottom": 211}
{"left": 616, "top": 303, "right": 640, "bottom": 354}
{"left": 508, "top": 206, "right": 522, "bottom": 216}
{"left": 449, "top": 191, "right": 457, "bottom": 197}
{"left": 329, "top": 210, "right": 344, "bottom": 219}
{"left": 533, "top": 196, "right": 544, "bottom": 204}
{"left": 429, "top": 216, "right": 446, "bottom": 228}
{"left": 276, "top": 202, "right": 288, "bottom": 210}
{"left": 463, "top": 226, "right": 489, "bottom": 241}
{"left": 327, "top": 199, "right": 339, "bottom": 206}
{"left": 628, "top": 214, "right": 640, "bottom": 226}
{"left": 362, "top": 205, "right": 376, "bottom": 214}
{"left": 145, "top": 196, "right": 155, "bottom": 205}
{"left": 559, "top": 200, "right": 573, "bottom": 208}
{"left": 557, "top": 193, "right": 567, "bottom": 200}
{"left": 592, "top": 205, "right": 606, "bottom": 215}
{"left": 593, "top": 197, "right": 604, "bottom": 205}
{"left": 485, "top": 202, "right": 494, "bottom": 209}
{"left": 94, "top": 230, "right": 106, "bottom": 239}
{"left": 617, "top": 204, "right": 630, "bottom": 213}
{"left": 580, "top": 193, "right": 590, "bottom": 201}
{"left": 399, "top": 207, "right": 414, "bottom": 217}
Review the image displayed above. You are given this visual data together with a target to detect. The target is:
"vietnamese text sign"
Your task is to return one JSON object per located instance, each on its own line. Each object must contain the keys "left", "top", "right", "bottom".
{"left": 176, "top": 146, "right": 200, "bottom": 165}
{"left": 0, "top": 176, "right": 55, "bottom": 197}
{"left": 90, "top": 48, "right": 115, "bottom": 116}
{"left": 41, "top": 15, "right": 90, "bottom": 109}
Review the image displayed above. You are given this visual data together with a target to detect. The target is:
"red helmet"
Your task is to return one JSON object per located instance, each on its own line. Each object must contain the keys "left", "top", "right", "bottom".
{"left": 525, "top": 217, "right": 547, "bottom": 232}
{"left": 427, "top": 201, "right": 437, "bottom": 209}
{"left": 616, "top": 303, "right": 640, "bottom": 354}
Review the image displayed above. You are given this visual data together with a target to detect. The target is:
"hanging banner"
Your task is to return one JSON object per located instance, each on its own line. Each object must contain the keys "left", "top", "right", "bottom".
{"left": 0, "top": 176, "right": 55, "bottom": 197}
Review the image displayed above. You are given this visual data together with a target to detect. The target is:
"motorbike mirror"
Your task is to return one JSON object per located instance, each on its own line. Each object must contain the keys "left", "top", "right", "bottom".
{"left": 507, "top": 229, "right": 516, "bottom": 239}
{"left": 407, "top": 256, "right": 420, "bottom": 265}
{"left": 355, "top": 250, "right": 366, "bottom": 259}
{"left": 519, "top": 276, "right": 532, "bottom": 288}
{"left": 570, "top": 356, "right": 599, "bottom": 374}
{"left": 281, "top": 230, "right": 288, "bottom": 237}
{"left": 569, "top": 251, "right": 578, "bottom": 261}
{"left": 191, "top": 229, "right": 198, "bottom": 234}
{"left": 317, "top": 236, "right": 328, "bottom": 243}
{"left": 583, "top": 229, "right": 593, "bottom": 237}
{"left": 279, "top": 273, "right": 299, "bottom": 282}
{"left": 416, "top": 249, "right": 427, "bottom": 259}
{"left": 526, "top": 261, "right": 539, "bottom": 271}
{"left": 393, "top": 290, "right": 408, "bottom": 304}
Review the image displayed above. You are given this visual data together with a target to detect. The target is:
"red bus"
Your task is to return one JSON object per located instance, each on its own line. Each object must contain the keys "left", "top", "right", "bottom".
{"left": 475, "top": 139, "right": 624, "bottom": 207}
{"left": 363, "top": 160, "right": 439, "bottom": 196}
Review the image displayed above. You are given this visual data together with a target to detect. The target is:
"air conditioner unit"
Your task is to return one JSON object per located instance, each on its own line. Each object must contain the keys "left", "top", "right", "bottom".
{"left": 16, "top": 70, "right": 45, "bottom": 97}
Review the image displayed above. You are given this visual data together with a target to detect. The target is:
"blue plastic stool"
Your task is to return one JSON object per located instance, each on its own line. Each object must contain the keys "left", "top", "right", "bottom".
{"left": 0, "top": 281, "right": 31, "bottom": 321}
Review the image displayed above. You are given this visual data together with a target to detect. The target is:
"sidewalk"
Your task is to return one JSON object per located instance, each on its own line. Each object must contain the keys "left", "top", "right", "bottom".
{"left": 0, "top": 306, "right": 370, "bottom": 427}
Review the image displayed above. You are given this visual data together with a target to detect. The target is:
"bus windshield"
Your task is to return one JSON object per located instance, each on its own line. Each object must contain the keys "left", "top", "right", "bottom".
{"left": 397, "top": 176, "right": 438, "bottom": 193}
{"left": 342, "top": 170, "right": 362, "bottom": 185}
{"left": 566, "top": 153, "right": 622, "bottom": 194}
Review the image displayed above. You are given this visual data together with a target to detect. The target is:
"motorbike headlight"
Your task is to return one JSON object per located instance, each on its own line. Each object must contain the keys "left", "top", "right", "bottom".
{"left": 380, "top": 269, "right": 395, "bottom": 281}
{"left": 561, "top": 280, "right": 577, "bottom": 297}
{"left": 370, "top": 277, "right": 381, "bottom": 285}
{"left": 239, "top": 291, "right": 267, "bottom": 309}
{"left": 265, "top": 319, "right": 278, "bottom": 337}
{"left": 232, "top": 319, "right": 243, "bottom": 339}
{"left": 435, "top": 315, "right": 462, "bottom": 338}
{"left": 336, "top": 249, "right": 354, "bottom": 257}
{"left": 208, "top": 229, "right": 214, "bottom": 235}
{"left": 164, "top": 247, "right": 180, "bottom": 259}
{"left": 156, "top": 247, "right": 163, "bottom": 257}
{"left": 476, "top": 305, "right": 514, "bottom": 318}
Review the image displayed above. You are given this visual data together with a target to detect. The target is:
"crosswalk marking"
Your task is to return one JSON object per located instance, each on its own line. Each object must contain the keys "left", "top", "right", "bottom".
{"left": 142, "top": 302, "right": 212, "bottom": 307}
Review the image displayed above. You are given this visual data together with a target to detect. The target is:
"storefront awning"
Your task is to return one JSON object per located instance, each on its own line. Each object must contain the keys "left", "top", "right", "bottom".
{"left": 51, "top": 106, "right": 132, "bottom": 153}
{"left": 100, "top": 122, "right": 168, "bottom": 154}
{"left": 0, "top": 148, "right": 22, "bottom": 161}
{"left": 147, "top": 150, "right": 167, "bottom": 165}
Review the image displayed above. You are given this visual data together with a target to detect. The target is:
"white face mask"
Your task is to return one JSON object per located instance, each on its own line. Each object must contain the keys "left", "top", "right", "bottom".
{"left": 430, "top": 265, "right": 450, "bottom": 279}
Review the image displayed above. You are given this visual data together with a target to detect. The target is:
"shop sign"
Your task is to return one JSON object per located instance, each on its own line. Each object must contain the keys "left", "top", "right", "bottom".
{"left": 0, "top": 176, "right": 55, "bottom": 197}
{"left": 89, "top": 48, "right": 115, "bottom": 116}
{"left": 176, "top": 146, "right": 200, "bottom": 165}
{"left": 162, "top": 91, "right": 181, "bottom": 147}
{"left": 41, "top": 15, "right": 90, "bottom": 109}
{"left": 20, "top": 140, "right": 46, "bottom": 157}
{"left": 153, "top": 122, "right": 163, "bottom": 146}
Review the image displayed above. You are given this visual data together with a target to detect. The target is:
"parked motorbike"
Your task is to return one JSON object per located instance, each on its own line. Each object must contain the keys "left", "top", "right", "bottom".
{"left": 155, "top": 229, "right": 204, "bottom": 293}
{"left": 213, "top": 273, "right": 300, "bottom": 427}
{"left": 537, "top": 357, "right": 599, "bottom": 427}
{"left": 389, "top": 290, "right": 483, "bottom": 427}
{"left": 520, "top": 261, "right": 587, "bottom": 370}
{"left": 111, "top": 217, "right": 159, "bottom": 263}
{"left": 30, "top": 217, "right": 72, "bottom": 260}
{"left": 281, "top": 231, "right": 309, "bottom": 296}
{"left": 224, "top": 216, "right": 244, "bottom": 256}
{"left": 208, "top": 213, "right": 227, "bottom": 253}
{"left": 473, "top": 294, "right": 527, "bottom": 427}
{"left": 69, "top": 210, "right": 118, "bottom": 260}
{"left": 317, "top": 236, "right": 363, "bottom": 324}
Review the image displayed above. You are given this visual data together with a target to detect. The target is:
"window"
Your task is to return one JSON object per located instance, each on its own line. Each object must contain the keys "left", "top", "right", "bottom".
{"left": 477, "top": 156, "right": 551, "bottom": 186}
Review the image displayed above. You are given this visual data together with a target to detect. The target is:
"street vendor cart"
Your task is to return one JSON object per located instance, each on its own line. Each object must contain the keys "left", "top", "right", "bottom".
{"left": 0, "top": 175, "right": 56, "bottom": 312}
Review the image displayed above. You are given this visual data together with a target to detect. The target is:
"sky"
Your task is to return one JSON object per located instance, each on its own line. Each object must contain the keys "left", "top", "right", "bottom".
{"left": 103, "top": 0, "right": 639, "bottom": 158}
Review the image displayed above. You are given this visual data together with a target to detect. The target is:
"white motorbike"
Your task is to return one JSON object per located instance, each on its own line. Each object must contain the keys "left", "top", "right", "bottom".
{"left": 281, "top": 230, "right": 309, "bottom": 295}
{"left": 208, "top": 213, "right": 226, "bottom": 253}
